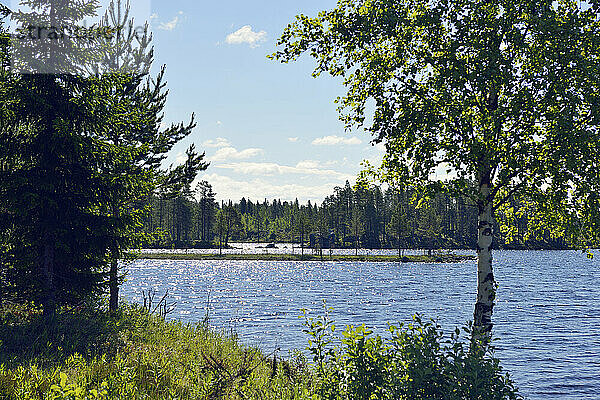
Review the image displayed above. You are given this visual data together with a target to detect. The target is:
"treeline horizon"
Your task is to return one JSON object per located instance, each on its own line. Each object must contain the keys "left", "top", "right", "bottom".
{"left": 142, "top": 180, "right": 575, "bottom": 251}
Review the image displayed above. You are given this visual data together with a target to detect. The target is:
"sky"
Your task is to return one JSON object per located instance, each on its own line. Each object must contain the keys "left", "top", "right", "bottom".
{"left": 3, "top": 0, "right": 387, "bottom": 203}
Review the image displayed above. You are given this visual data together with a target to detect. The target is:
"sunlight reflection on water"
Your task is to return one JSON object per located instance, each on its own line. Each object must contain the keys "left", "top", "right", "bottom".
{"left": 121, "top": 250, "right": 600, "bottom": 400}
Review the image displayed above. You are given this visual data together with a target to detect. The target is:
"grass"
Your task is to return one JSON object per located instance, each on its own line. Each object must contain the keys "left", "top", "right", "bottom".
{"left": 0, "top": 302, "right": 310, "bottom": 399}
{"left": 0, "top": 301, "right": 520, "bottom": 400}
{"left": 136, "top": 252, "right": 475, "bottom": 263}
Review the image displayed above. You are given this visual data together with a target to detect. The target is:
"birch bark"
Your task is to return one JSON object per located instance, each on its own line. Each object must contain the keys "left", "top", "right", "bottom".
{"left": 473, "top": 178, "right": 495, "bottom": 338}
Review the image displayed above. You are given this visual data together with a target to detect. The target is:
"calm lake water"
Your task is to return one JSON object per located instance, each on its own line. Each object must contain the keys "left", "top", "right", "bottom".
{"left": 121, "top": 250, "right": 600, "bottom": 399}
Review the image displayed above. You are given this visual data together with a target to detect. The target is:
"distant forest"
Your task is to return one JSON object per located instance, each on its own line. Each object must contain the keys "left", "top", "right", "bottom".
{"left": 142, "top": 181, "right": 570, "bottom": 250}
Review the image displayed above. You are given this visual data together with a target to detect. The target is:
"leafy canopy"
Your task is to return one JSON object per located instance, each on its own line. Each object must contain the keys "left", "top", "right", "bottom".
{"left": 272, "top": 0, "right": 600, "bottom": 247}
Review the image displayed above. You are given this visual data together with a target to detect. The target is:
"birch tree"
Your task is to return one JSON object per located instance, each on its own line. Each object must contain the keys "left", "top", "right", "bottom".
{"left": 272, "top": 0, "right": 600, "bottom": 339}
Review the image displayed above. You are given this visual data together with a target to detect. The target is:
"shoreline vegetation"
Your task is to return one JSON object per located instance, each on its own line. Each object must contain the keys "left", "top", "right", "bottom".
{"left": 135, "top": 252, "right": 475, "bottom": 263}
{"left": 0, "top": 303, "right": 521, "bottom": 400}
{"left": 142, "top": 241, "right": 580, "bottom": 251}
{"left": 0, "top": 304, "right": 308, "bottom": 399}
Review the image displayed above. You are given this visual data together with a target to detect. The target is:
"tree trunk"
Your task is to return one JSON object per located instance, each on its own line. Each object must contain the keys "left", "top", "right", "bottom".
{"left": 159, "top": 198, "right": 164, "bottom": 231}
{"left": 42, "top": 234, "right": 56, "bottom": 319}
{"left": 109, "top": 246, "right": 119, "bottom": 312}
{"left": 473, "top": 179, "right": 495, "bottom": 340}
{"left": 219, "top": 231, "right": 222, "bottom": 255}
{"left": 109, "top": 203, "right": 120, "bottom": 313}
{"left": 201, "top": 204, "right": 207, "bottom": 241}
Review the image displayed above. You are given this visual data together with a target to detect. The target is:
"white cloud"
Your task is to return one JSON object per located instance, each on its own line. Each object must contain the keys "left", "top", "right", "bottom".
{"left": 209, "top": 147, "right": 263, "bottom": 162}
{"left": 218, "top": 162, "right": 280, "bottom": 175}
{"left": 216, "top": 120, "right": 222, "bottom": 126}
{"left": 359, "top": 142, "right": 387, "bottom": 166}
{"left": 431, "top": 162, "right": 457, "bottom": 181}
{"left": 374, "top": 142, "right": 386, "bottom": 152}
{"left": 216, "top": 161, "right": 352, "bottom": 180}
{"left": 295, "top": 159, "right": 337, "bottom": 169}
{"left": 225, "top": 25, "right": 267, "bottom": 48}
{"left": 174, "top": 151, "right": 187, "bottom": 166}
{"left": 158, "top": 15, "right": 180, "bottom": 31}
{"left": 295, "top": 160, "right": 320, "bottom": 169}
{"left": 358, "top": 141, "right": 389, "bottom": 171}
{"left": 312, "top": 135, "right": 362, "bottom": 146}
{"left": 196, "top": 173, "right": 348, "bottom": 203}
{"left": 202, "top": 137, "right": 231, "bottom": 148}
{"left": 288, "top": 137, "right": 299, "bottom": 142}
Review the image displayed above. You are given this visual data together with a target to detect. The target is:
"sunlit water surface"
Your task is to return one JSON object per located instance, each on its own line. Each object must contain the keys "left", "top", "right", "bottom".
{"left": 121, "top": 250, "right": 600, "bottom": 399}
{"left": 142, "top": 242, "right": 446, "bottom": 255}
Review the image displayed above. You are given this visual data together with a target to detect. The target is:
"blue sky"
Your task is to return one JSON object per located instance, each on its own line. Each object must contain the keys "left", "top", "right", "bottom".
{"left": 4, "top": 0, "right": 386, "bottom": 203}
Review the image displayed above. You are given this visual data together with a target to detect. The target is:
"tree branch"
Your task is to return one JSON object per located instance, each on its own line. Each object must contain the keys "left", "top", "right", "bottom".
{"left": 493, "top": 181, "right": 526, "bottom": 211}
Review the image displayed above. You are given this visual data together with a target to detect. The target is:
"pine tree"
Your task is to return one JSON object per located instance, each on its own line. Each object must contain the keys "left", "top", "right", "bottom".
{"left": 90, "top": 0, "right": 208, "bottom": 311}
{"left": 195, "top": 181, "right": 216, "bottom": 243}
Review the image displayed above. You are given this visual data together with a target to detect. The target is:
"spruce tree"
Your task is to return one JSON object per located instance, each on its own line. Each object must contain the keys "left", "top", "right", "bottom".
{"left": 1, "top": 0, "right": 111, "bottom": 317}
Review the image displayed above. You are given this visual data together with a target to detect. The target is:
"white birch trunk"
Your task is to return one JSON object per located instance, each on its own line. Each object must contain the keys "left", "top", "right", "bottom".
{"left": 474, "top": 180, "right": 495, "bottom": 339}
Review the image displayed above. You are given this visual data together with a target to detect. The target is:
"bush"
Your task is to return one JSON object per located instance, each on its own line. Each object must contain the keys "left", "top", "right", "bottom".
{"left": 302, "top": 307, "right": 522, "bottom": 400}
{"left": 0, "top": 301, "right": 522, "bottom": 399}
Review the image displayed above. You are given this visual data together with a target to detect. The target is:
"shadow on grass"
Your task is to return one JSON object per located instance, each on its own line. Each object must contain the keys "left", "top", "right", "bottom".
{"left": 0, "top": 301, "right": 310, "bottom": 399}
{"left": 0, "top": 303, "right": 128, "bottom": 368}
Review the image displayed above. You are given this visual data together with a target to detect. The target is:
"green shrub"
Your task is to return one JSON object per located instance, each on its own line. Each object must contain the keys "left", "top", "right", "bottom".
{"left": 302, "top": 308, "right": 522, "bottom": 400}
{"left": 0, "top": 302, "right": 522, "bottom": 400}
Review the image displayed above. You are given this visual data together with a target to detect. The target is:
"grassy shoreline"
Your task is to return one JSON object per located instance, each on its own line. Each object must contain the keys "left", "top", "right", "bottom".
{"left": 0, "top": 302, "right": 520, "bottom": 400}
{"left": 0, "top": 304, "right": 308, "bottom": 399}
{"left": 135, "top": 252, "right": 475, "bottom": 263}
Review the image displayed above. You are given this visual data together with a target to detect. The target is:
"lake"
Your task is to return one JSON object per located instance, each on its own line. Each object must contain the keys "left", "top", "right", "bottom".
{"left": 121, "top": 250, "right": 600, "bottom": 399}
